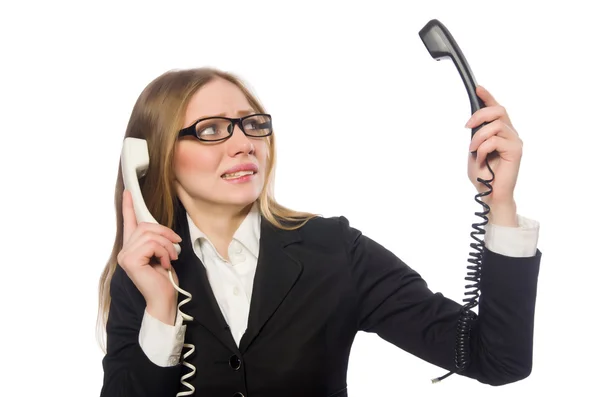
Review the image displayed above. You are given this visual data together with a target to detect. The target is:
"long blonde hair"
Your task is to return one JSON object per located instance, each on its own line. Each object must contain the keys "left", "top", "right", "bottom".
{"left": 97, "top": 67, "right": 318, "bottom": 350}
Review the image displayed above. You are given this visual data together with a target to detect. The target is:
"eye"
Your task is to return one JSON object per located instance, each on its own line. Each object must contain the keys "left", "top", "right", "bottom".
{"left": 242, "top": 115, "right": 272, "bottom": 136}
{"left": 198, "top": 125, "right": 218, "bottom": 136}
{"left": 195, "top": 118, "right": 230, "bottom": 140}
{"left": 245, "top": 120, "right": 258, "bottom": 130}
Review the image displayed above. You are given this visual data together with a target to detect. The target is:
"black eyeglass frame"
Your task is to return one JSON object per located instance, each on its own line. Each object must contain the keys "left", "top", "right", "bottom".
{"left": 178, "top": 113, "right": 273, "bottom": 142}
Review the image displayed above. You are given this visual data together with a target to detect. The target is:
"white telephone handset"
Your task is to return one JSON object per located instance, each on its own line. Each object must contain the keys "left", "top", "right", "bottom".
{"left": 121, "top": 137, "right": 196, "bottom": 396}
{"left": 121, "top": 137, "right": 182, "bottom": 254}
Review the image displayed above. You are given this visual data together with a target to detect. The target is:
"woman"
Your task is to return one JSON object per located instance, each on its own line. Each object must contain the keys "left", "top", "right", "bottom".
{"left": 98, "top": 67, "right": 541, "bottom": 397}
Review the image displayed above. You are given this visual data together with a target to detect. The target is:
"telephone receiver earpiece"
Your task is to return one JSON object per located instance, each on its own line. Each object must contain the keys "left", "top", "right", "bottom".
{"left": 419, "top": 19, "right": 488, "bottom": 153}
{"left": 121, "top": 137, "right": 181, "bottom": 255}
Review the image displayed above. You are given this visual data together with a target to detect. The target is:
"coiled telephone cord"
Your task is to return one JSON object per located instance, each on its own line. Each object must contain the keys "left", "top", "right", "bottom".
{"left": 168, "top": 269, "right": 196, "bottom": 396}
{"left": 432, "top": 154, "right": 495, "bottom": 383}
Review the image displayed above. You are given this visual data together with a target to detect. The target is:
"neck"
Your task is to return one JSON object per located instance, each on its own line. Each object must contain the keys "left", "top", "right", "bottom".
{"left": 184, "top": 199, "right": 254, "bottom": 249}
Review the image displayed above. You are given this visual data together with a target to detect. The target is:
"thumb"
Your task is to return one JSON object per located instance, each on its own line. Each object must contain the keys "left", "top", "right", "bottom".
{"left": 122, "top": 189, "right": 138, "bottom": 244}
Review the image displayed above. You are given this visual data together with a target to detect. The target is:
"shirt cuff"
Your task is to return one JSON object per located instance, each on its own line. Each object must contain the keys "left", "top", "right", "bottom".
{"left": 484, "top": 213, "right": 540, "bottom": 257}
{"left": 138, "top": 309, "right": 186, "bottom": 367}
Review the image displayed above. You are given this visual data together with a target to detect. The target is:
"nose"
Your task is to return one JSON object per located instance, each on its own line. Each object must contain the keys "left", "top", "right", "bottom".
{"left": 227, "top": 123, "right": 255, "bottom": 157}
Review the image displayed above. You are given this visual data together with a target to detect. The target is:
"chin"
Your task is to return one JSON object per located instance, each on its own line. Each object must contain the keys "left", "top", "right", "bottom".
{"left": 219, "top": 188, "right": 261, "bottom": 208}
{"left": 229, "top": 193, "right": 261, "bottom": 207}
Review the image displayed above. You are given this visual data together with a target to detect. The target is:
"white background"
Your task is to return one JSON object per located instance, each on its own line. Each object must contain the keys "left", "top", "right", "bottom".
{"left": 1, "top": 0, "right": 598, "bottom": 395}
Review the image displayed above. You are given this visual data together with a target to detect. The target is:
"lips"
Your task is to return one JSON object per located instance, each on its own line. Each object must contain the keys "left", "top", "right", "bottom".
{"left": 221, "top": 163, "right": 258, "bottom": 179}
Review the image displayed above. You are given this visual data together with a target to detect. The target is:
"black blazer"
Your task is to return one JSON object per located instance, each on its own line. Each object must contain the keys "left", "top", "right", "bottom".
{"left": 100, "top": 205, "right": 542, "bottom": 397}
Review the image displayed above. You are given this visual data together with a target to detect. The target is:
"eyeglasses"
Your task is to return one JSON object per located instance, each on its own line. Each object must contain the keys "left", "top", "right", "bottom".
{"left": 178, "top": 113, "right": 273, "bottom": 142}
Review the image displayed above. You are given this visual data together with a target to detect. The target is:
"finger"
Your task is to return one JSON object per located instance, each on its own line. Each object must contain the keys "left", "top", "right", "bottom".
{"left": 130, "top": 229, "right": 180, "bottom": 261}
{"left": 131, "top": 222, "right": 182, "bottom": 246}
{"left": 122, "top": 190, "right": 138, "bottom": 245}
{"left": 154, "top": 242, "right": 173, "bottom": 271}
{"left": 465, "top": 105, "right": 512, "bottom": 130}
{"left": 475, "top": 135, "right": 518, "bottom": 167}
{"left": 469, "top": 119, "right": 518, "bottom": 153}
{"left": 145, "top": 240, "right": 173, "bottom": 271}
{"left": 476, "top": 85, "right": 500, "bottom": 107}
{"left": 475, "top": 136, "right": 500, "bottom": 168}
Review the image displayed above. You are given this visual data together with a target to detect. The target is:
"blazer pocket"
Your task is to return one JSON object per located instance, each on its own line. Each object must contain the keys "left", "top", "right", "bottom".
{"left": 327, "top": 387, "right": 347, "bottom": 397}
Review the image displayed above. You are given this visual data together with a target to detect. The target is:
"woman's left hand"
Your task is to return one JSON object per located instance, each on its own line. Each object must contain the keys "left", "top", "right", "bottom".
{"left": 466, "top": 85, "right": 523, "bottom": 206}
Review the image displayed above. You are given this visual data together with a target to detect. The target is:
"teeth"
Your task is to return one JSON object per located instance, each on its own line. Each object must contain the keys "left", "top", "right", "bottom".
{"left": 222, "top": 170, "right": 255, "bottom": 179}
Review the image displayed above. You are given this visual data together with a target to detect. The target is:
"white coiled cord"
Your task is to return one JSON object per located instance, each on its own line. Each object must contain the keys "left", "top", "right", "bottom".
{"left": 168, "top": 268, "right": 196, "bottom": 396}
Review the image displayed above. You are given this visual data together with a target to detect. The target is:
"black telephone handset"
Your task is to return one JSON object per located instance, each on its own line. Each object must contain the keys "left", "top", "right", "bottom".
{"left": 419, "top": 19, "right": 489, "bottom": 142}
{"left": 419, "top": 19, "right": 496, "bottom": 383}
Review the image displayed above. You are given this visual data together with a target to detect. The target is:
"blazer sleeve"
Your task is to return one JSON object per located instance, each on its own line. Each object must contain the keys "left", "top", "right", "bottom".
{"left": 339, "top": 216, "right": 542, "bottom": 386}
{"left": 100, "top": 265, "right": 183, "bottom": 397}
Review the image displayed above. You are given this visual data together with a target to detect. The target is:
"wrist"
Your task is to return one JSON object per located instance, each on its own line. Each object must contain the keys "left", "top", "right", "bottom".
{"left": 146, "top": 301, "right": 177, "bottom": 326}
{"left": 487, "top": 200, "right": 518, "bottom": 227}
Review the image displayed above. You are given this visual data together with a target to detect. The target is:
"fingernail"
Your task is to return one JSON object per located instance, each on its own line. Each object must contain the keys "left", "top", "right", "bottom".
{"left": 176, "top": 235, "right": 182, "bottom": 242}
{"left": 465, "top": 119, "right": 472, "bottom": 128}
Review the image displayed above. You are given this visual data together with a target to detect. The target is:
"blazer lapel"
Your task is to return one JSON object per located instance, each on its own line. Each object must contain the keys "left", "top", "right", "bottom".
{"left": 171, "top": 202, "right": 239, "bottom": 354}
{"left": 239, "top": 217, "right": 303, "bottom": 354}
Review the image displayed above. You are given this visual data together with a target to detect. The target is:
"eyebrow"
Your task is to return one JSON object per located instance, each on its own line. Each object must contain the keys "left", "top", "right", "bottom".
{"left": 203, "top": 109, "right": 255, "bottom": 118}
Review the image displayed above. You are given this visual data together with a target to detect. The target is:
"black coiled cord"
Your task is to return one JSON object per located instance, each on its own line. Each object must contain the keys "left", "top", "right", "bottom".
{"left": 432, "top": 153, "right": 496, "bottom": 383}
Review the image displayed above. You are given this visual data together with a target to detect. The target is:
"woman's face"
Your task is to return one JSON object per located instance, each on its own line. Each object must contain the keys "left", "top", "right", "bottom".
{"left": 173, "top": 78, "right": 269, "bottom": 212}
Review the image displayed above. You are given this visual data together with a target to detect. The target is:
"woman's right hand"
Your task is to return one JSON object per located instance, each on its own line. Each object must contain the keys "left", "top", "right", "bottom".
{"left": 117, "top": 189, "right": 182, "bottom": 325}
